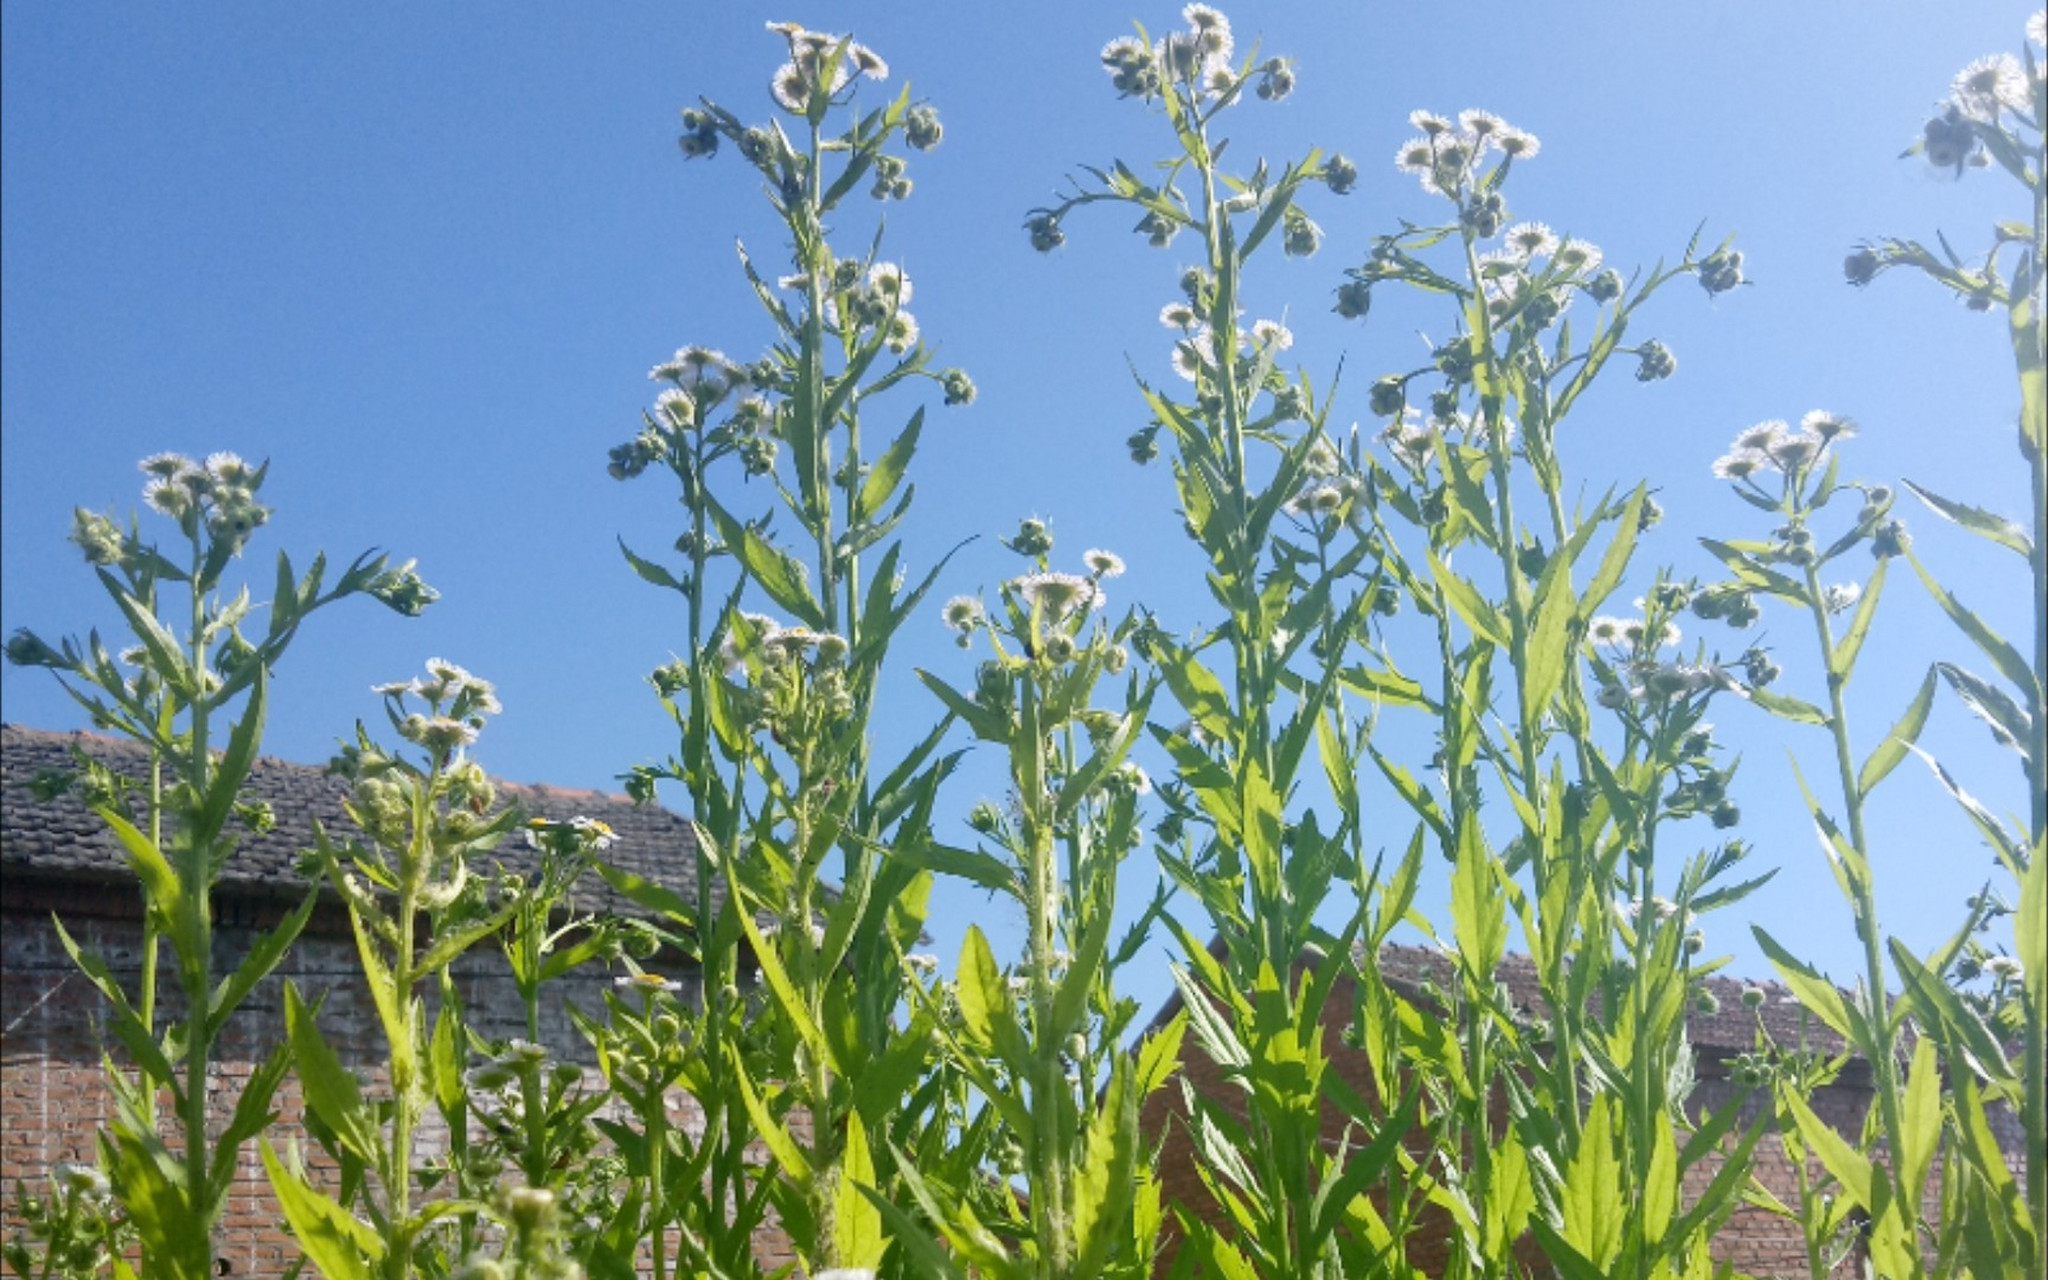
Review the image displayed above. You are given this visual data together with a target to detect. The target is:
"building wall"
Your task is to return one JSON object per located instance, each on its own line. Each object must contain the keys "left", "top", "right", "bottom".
{"left": 1136, "top": 970, "right": 2010, "bottom": 1279}
{"left": 0, "top": 884, "right": 799, "bottom": 1277}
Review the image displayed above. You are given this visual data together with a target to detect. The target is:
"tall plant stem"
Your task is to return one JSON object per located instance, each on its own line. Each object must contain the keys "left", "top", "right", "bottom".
{"left": 180, "top": 533, "right": 216, "bottom": 1277}
{"left": 1797, "top": 554, "right": 1907, "bottom": 1168}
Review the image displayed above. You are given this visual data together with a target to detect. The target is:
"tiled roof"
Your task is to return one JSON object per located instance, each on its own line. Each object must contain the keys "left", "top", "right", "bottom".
{"left": 1140, "top": 934, "right": 1857, "bottom": 1058}
{"left": 1, "top": 723, "right": 719, "bottom": 926}
{"left": 1370, "top": 941, "right": 1848, "bottom": 1056}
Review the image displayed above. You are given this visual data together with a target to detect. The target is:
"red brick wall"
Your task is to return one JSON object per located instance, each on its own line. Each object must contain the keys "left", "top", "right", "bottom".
{"left": 1, "top": 886, "right": 798, "bottom": 1277}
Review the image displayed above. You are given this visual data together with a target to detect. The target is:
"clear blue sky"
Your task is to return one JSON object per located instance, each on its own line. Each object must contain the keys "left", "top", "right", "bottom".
{"left": 4, "top": 1, "right": 2038, "bottom": 1019}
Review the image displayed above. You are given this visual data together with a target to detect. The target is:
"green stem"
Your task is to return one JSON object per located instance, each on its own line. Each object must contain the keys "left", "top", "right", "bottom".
{"left": 1023, "top": 678, "right": 1071, "bottom": 1280}
{"left": 181, "top": 532, "right": 215, "bottom": 1276}
{"left": 1797, "top": 553, "right": 1908, "bottom": 1188}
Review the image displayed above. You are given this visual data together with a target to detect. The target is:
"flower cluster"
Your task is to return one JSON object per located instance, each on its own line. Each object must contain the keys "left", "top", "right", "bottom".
{"left": 1710, "top": 411, "right": 1856, "bottom": 485}
{"left": 135, "top": 451, "right": 272, "bottom": 556}
{"left": 376, "top": 658, "right": 501, "bottom": 757}
{"left": 765, "top": 21, "right": 888, "bottom": 117}
{"left": 1393, "top": 108, "right": 1540, "bottom": 202}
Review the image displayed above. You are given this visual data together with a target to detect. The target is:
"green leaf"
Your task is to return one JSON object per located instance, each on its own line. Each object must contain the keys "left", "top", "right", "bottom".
{"left": 209, "top": 882, "right": 317, "bottom": 1038}
{"left": 1936, "top": 661, "right": 2035, "bottom": 766}
{"left": 1155, "top": 641, "right": 1235, "bottom": 745}
{"left": 711, "top": 507, "right": 825, "bottom": 629}
{"left": 856, "top": 407, "right": 923, "bottom": 522}
{"left": 1751, "top": 928, "right": 1853, "bottom": 1040}
{"left": 1427, "top": 550, "right": 1510, "bottom": 647}
{"left": 260, "top": 1141, "right": 379, "bottom": 1280}
{"left": 1072, "top": 1056, "right": 1140, "bottom": 1275}
{"left": 733, "top": 902, "right": 828, "bottom": 1061}
{"left": 916, "top": 669, "right": 1011, "bottom": 743}
{"left": 1582, "top": 488, "right": 1646, "bottom": 613}
{"left": 194, "top": 666, "right": 266, "bottom": 843}
{"left": 1782, "top": 1087, "right": 1875, "bottom": 1208}
{"left": 1829, "top": 556, "right": 1886, "bottom": 681}
{"left": 1561, "top": 1095, "right": 1622, "bottom": 1268}
{"left": 1858, "top": 665, "right": 1938, "bottom": 795}
{"left": 617, "top": 538, "right": 683, "bottom": 591}
{"left": 1052, "top": 898, "right": 1113, "bottom": 1044}
{"left": 1339, "top": 662, "right": 1431, "bottom": 710}
{"left": 284, "top": 982, "right": 382, "bottom": 1166}
{"left": 1898, "top": 1034, "right": 1940, "bottom": 1205}
{"left": 886, "top": 839, "right": 1016, "bottom": 896}
{"left": 1746, "top": 685, "right": 1830, "bottom": 726}
{"left": 1902, "top": 479, "right": 2033, "bottom": 558}
{"left": 833, "top": 1113, "right": 886, "bottom": 1269}
{"left": 728, "top": 1045, "right": 811, "bottom": 1189}
{"left": 1907, "top": 548, "right": 2040, "bottom": 699}
{"left": 1450, "top": 820, "right": 1506, "bottom": 989}
{"left": 953, "top": 926, "right": 1004, "bottom": 1053}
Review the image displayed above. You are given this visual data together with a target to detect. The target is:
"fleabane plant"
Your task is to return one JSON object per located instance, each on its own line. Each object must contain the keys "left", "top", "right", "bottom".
{"left": 1708, "top": 15, "right": 2046, "bottom": 1277}
{"left": 1029, "top": 9, "right": 1407, "bottom": 1277}
{"left": 606, "top": 20, "right": 972, "bottom": 1277}
{"left": 4, "top": 453, "right": 433, "bottom": 1280}
{"left": 904, "top": 542, "right": 1179, "bottom": 1280}
{"left": 1333, "top": 105, "right": 1775, "bottom": 1278}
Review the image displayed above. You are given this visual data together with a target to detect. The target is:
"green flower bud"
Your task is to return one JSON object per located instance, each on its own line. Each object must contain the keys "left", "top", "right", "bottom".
{"left": 1368, "top": 376, "right": 1407, "bottom": 417}
{"left": 1333, "top": 278, "right": 1372, "bottom": 320}
{"left": 905, "top": 104, "right": 943, "bottom": 151}
{"left": 1026, "top": 212, "right": 1065, "bottom": 253}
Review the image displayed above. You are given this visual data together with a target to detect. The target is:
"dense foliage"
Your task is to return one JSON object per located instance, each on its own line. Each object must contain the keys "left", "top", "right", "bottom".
{"left": 6, "top": 9, "right": 2043, "bottom": 1279}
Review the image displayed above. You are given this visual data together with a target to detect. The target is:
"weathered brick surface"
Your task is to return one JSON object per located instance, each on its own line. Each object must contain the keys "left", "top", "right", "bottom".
{"left": 1140, "top": 942, "right": 2029, "bottom": 1278}
{"left": 1, "top": 723, "right": 798, "bottom": 1277}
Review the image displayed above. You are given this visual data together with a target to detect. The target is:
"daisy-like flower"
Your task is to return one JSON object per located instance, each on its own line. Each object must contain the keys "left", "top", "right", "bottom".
{"left": 1983, "top": 955, "right": 2024, "bottom": 981}
{"left": 1102, "top": 35, "right": 1149, "bottom": 70}
{"left": 655, "top": 388, "right": 696, "bottom": 430}
{"left": 1183, "top": 4, "right": 1233, "bottom": 59}
{"left": 1712, "top": 451, "right": 1769, "bottom": 481}
{"left": 866, "top": 262, "right": 911, "bottom": 306}
{"left": 1502, "top": 222, "right": 1559, "bottom": 260}
{"left": 1394, "top": 136, "right": 1438, "bottom": 178}
{"left": 205, "top": 451, "right": 254, "bottom": 485}
{"left": 1380, "top": 416, "right": 1435, "bottom": 471}
{"left": 885, "top": 311, "right": 920, "bottom": 353}
{"left": 1552, "top": 239, "right": 1602, "bottom": 276}
{"left": 1083, "top": 548, "right": 1126, "bottom": 578}
{"left": 1409, "top": 109, "right": 1452, "bottom": 136}
{"left": 1251, "top": 318, "right": 1294, "bottom": 350}
{"left": 771, "top": 61, "right": 813, "bottom": 114}
{"left": 1154, "top": 31, "right": 1213, "bottom": 81}
{"left": 1458, "top": 109, "right": 1506, "bottom": 147}
{"left": 1286, "top": 483, "right": 1348, "bottom": 518}
{"left": 1732, "top": 421, "right": 1787, "bottom": 454}
{"left": 143, "top": 478, "right": 191, "bottom": 518}
{"left": 1172, "top": 332, "right": 1214, "bottom": 381}
{"left": 904, "top": 953, "right": 940, "bottom": 975}
{"left": 1767, "top": 432, "right": 1821, "bottom": 472}
{"left": 401, "top": 715, "right": 480, "bottom": 753}
{"left": 1800, "top": 410, "right": 1856, "bottom": 443}
{"left": 1010, "top": 571, "right": 1098, "bottom": 618}
{"left": 1159, "top": 301, "right": 1199, "bottom": 330}
{"left": 847, "top": 42, "right": 888, "bottom": 80}
{"left": 941, "top": 594, "right": 984, "bottom": 632}
{"left": 1952, "top": 54, "right": 2029, "bottom": 118}
{"left": 372, "top": 678, "right": 420, "bottom": 698}
{"left": 1496, "top": 127, "right": 1540, "bottom": 160}
{"left": 615, "top": 972, "right": 683, "bottom": 994}
{"left": 1303, "top": 437, "right": 1341, "bottom": 476}
{"left": 1587, "top": 616, "right": 1627, "bottom": 645}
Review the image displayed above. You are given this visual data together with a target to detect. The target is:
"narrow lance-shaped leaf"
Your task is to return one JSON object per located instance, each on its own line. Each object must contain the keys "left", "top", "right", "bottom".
{"left": 1858, "top": 665, "right": 1938, "bottom": 795}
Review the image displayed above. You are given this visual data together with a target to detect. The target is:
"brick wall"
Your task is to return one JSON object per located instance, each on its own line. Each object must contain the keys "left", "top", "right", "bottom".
{"left": 1139, "top": 964, "right": 2021, "bottom": 1279}
{"left": 0, "top": 882, "right": 798, "bottom": 1277}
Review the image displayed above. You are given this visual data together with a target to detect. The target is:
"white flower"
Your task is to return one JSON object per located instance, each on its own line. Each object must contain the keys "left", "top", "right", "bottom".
{"left": 205, "top": 451, "right": 253, "bottom": 484}
{"left": 1251, "top": 318, "right": 1294, "bottom": 350}
{"left": 1711, "top": 451, "right": 1769, "bottom": 481}
{"left": 2030, "top": 11, "right": 2046, "bottom": 47}
{"left": 884, "top": 310, "right": 920, "bottom": 353}
{"left": 1552, "top": 239, "right": 1602, "bottom": 276}
{"left": 1767, "top": 431, "right": 1820, "bottom": 472}
{"left": 1009, "top": 571, "right": 1099, "bottom": 618}
{"left": 1823, "top": 582, "right": 1862, "bottom": 614}
{"left": 1083, "top": 548, "right": 1126, "bottom": 578}
{"left": 1496, "top": 127, "right": 1540, "bottom": 160}
{"left": 1587, "top": 616, "right": 1627, "bottom": 645}
{"left": 142, "top": 478, "right": 190, "bottom": 517}
{"left": 1983, "top": 955, "right": 2024, "bottom": 981}
{"left": 1800, "top": 410, "right": 1856, "bottom": 442}
{"left": 866, "top": 262, "right": 911, "bottom": 306}
{"left": 904, "top": 953, "right": 940, "bottom": 974}
{"left": 1393, "top": 136, "right": 1438, "bottom": 178}
{"left": 1408, "top": 109, "right": 1452, "bottom": 136}
{"left": 941, "top": 594, "right": 985, "bottom": 632}
{"left": 1302, "top": 437, "right": 1341, "bottom": 476}
{"left": 1503, "top": 222, "right": 1559, "bottom": 259}
{"left": 847, "top": 43, "right": 889, "bottom": 81}
{"left": 1952, "top": 54, "right": 2028, "bottom": 118}
{"left": 1458, "top": 109, "right": 1506, "bottom": 147}
{"left": 1160, "top": 301, "right": 1199, "bottom": 330}
{"left": 615, "top": 973, "right": 682, "bottom": 994}
{"left": 139, "top": 452, "right": 195, "bottom": 478}
{"left": 1171, "top": 331, "right": 1214, "bottom": 381}
{"left": 1731, "top": 421, "right": 1787, "bottom": 455}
